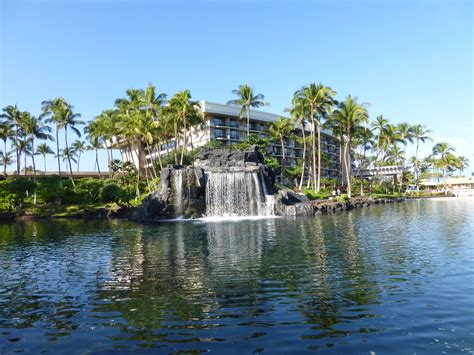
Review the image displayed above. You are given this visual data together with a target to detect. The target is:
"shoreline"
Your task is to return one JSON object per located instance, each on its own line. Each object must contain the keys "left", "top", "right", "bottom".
{"left": 1, "top": 193, "right": 465, "bottom": 222}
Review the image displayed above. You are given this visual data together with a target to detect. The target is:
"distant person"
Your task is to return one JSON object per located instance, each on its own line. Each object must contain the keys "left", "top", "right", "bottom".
{"left": 336, "top": 188, "right": 341, "bottom": 196}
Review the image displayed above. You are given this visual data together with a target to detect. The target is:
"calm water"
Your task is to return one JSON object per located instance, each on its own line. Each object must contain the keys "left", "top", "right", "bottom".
{"left": 0, "top": 199, "right": 473, "bottom": 354}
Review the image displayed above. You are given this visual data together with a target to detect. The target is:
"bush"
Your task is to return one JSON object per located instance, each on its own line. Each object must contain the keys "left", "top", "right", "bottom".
{"left": 304, "top": 189, "right": 331, "bottom": 200}
{"left": 99, "top": 183, "right": 124, "bottom": 203}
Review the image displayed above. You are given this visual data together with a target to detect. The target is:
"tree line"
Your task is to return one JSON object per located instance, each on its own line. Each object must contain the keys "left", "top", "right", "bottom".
{"left": 1, "top": 82, "right": 470, "bottom": 201}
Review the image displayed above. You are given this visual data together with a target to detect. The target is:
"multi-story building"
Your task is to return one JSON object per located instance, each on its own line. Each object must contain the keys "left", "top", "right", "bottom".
{"left": 125, "top": 101, "right": 342, "bottom": 181}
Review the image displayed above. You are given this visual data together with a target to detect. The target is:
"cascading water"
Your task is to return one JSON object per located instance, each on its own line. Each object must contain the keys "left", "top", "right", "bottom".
{"left": 205, "top": 171, "right": 274, "bottom": 217}
{"left": 173, "top": 170, "right": 184, "bottom": 216}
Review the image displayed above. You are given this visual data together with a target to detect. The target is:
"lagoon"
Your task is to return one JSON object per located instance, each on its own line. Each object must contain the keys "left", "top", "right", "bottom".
{"left": 1, "top": 198, "right": 473, "bottom": 354}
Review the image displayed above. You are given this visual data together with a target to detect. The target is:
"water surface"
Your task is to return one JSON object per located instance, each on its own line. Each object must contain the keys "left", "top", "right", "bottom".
{"left": 1, "top": 198, "right": 473, "bottom": 354}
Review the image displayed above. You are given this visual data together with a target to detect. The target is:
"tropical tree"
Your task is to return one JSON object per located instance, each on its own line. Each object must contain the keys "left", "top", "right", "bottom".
{"left": 168, "top": 90, "right": 202, "bottom": 165}
{"left": 85, "top": 121, "right": 103, "bottom": 178}
{"left": 36, "top": 143, "right": 54, "bottom": 172}
{"left": 331, "top": 96, "right": 369, "bottom": 198}
{"left": 296, "top": 83, "right": 336, "bottom": 191}
{"left": 21, "top": 112, "right": 53, "bottom": 175}
{"left": 286, "top": 96, "right": 308, "bottom": 189}
{"left": 396, "top": 122, "right": 414, "bottom": 164}
{"left": 0, "top": 122, "right": 14, "bottom": 175}
{"left": 71, "top": 140, "right": 87, "bottom": 171}
{"left": 267, "top": 117, "right": 295, "bottom": 177}
{"left": 227, "top": 84, "right": 267, "bottom": 138}
{"left": 432, "top": 142, "right": 455, "bottom": 178}
{"left": 0, "top": 105, "right": 22, "bottom": 174}
{"left": 41, "top": 98, "right": 67, "bottom": 185}
{"left": 456, "top": 156, "right": 469, "bottom": 176}
{"left": 412, "top": 124, "right": 432, "bottom": 191}
{"left": 60, "top": 147, "right": 78, "bottom": 185}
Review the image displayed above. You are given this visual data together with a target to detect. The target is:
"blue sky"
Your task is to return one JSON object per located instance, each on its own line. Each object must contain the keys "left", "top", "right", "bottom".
{"left": 1, "top": 0, "right": 472, "bottom": 173}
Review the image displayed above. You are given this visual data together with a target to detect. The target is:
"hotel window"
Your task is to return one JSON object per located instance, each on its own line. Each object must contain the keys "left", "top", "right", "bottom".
{"left": 229, "top": 119, "right": 238, "bottom": 128}
{"left": 273, "top": 147, "right": 282, "bottom": 155}
{"left": 230, "top": 130, "right": 239, "bottom": 140}
{"left": 249, "top": 123, "right": 258, "bottom": 131}
{"left": 214, "top": 128, "right": 226, "bottom": 138}
{"left": 213, "top": 117, "right": 225, "bottom": 126}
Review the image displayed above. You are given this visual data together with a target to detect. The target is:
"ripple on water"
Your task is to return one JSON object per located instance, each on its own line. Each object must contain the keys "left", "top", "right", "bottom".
{"left": 0, "top": 199, "right": 473, "bottom": 354}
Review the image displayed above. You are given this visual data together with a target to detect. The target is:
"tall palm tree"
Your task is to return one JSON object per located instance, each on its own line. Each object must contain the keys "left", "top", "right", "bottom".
{"left": 71, "top": 140, "right": 87, "bottom": 171}
{"left": 168, "top": 90, "right": 202, "bottom": 165}
{"left": 0, "top": 122, "right": 14, "bottom": 175}
{"left": 13, "top": 138, "right": 32, "bottom": 175}
{"left": 42, "top": 98, "right": 83, "bottom": 190}
{"left": 36, "top": 143, "right": 54, "bottom": 172}
{"left": 268, "top": 117, "right": 295, "bottom": 179}
{"left": 21, "top": 112, "right": 53, "bottom": 175}
{"left": 412, "top": 124, "right": 432, "bottom": 191}
{"left": 296, "top": 83, "right": 336, "bottom": 191}
{"left": 396, "top": 122, "right": 414, "bottom": 164}
{"left": 432, "top": 142, "right": 455, "bottom": 180}
{"left": 21, "top": 112, "right": 53, "bottom": 204}
{"left": 457, "top": 156, "right": 469, "bottom": 176}
{"left": 85, "top": 121, "right": 102, "bottom": 178}
{"left": 60, "top": 147, "right": 78, "bottom": 185}
{"left": 227, "top": 84, "right": 267, "bottom": 138}
{"left": 286, "top": 96, "right": 308, "bottom": 189}
{"left": 41, "top": 98, "right": 68, "bottom": 186}
{"left": 0, "top": 105, "right": 22, "bottom": 174}
{"left": 332, "top": 96, "right": 369, "bottom": 198}
{"left": 0, "top": 150, "right": 14, "bottom": 175}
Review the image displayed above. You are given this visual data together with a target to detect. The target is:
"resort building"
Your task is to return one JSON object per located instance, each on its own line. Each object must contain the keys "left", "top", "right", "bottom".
{"left": 122, "top": 101, "right": 342, "bottom": 182}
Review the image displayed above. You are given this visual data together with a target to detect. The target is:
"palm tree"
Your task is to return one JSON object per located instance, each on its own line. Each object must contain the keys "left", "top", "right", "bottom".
{"left": 0, "top": 105, "right": 22, "bottom": 174}
{"left": 21, "top": 112, "right": 53, "bottom": 175}
{"left": 60, "top": 147, "right": 78, "bottom": 184}
{"left": 396, "top": 122, "right": 414, "bottom": 164}
{"left": 268, "top": 117, "right": 295, "bottom": 179}
{"left": 457, "top": 156, "right": 469, "bottom": 176}
{"left": 432, "top": 142, "right": 455, "bottom": 180}
{"left": 71, "top": 140, "right": 87, "bottom": 171}
{"left": 296, "top": 83, "right": 336, "bottom": 191}
{"left": 332, "top": 96, "right": 369, "bottom": 198}
{"left": 42, "top": 98, "right": 83, "bottom": 190}
{"left": 0, "top": 122, "right": 14, "bottom": 175}
{"left": 168, "top": 90, "right": 202, "bottom": 165}
{"left": 227, "top": 84, "right": 267, "bottom": 138}
{"left": 13, "top": 138, "right": 32, "bottom": 175}
{"left": 0, "top": 150, "right": 14, "bottom": 175}
{"left": 41, "top": 98, "right": 67, "bottom": 185}
{"left": 412, "top": 124, "right": 432, "bottom": 191}
{"left": 286, "top": 96, "right": 308, "bottom": 189}
{"left": 85, "top": 121, "right": 102, "bottom": 178}
{"left": 36, "top": 143, "right": 54, "bottom": 172}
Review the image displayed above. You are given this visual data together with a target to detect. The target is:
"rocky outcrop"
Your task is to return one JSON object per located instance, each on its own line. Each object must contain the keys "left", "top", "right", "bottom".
{"left": 138, "top": 146, "right": 276, "bottom": 220}
{"left": 275, "top": 195, "right": 404, "bottom": 216}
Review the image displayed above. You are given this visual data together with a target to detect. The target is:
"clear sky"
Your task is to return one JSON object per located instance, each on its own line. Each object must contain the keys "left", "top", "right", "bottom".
{"left": 1, "top": 0, "right": 472, "bottom": 173}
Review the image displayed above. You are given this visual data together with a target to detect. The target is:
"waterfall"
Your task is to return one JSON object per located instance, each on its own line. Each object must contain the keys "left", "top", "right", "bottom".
{"left": 205, "top": 171, "right": 274, "bottom": 217}
{"left": 173, "top": 170, "right": 184, "bottom": 216}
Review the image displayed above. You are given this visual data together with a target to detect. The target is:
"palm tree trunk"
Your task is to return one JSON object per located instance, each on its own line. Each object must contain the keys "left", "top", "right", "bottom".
{"left": 15, "top": 130, "right": 20, "bottom": 175}
{"left": 31, "top": 136, "right": 37, "bottom": 204}
{"left": 317, "top": 122, "right": 321, "bottom": 192}
{"left": 145, "top": 141, "right": 158, "bottom": 181}
{"left": 3, "top": 139, "right": 7, "bottom": 175}
{"left": 299, "top": 125, "right": 307, "bottom": 189}
{"left": 415, "top": 139, "right": 420, "bottom": 192}
{"left": 56, "top": 129, "right": 62, "bottom": 188}
{"left": 95, "top": 148, "right": 101, "bottom": 178}
{"left": 246, "top": 106, "right": 250, "bottom": 139}
{"left": 43, "top": 154, "right": 46, "bottom": 173}
{"left": 344, "top": 139, "right": 352, "bottom": 198}
{"left": 280, "top": 137, "right": 285, "bottom": 183}
{"left": 310, "top": 109, "right": 317, "bottom": 191}
{"left": 77, "top": 152, "right": 81, "bottom": 171}
{"left": 64, "top": 128, "right": 76, "bottom": 190}
{"left": 180, "top": 114, "right": 187, "bottom": 165}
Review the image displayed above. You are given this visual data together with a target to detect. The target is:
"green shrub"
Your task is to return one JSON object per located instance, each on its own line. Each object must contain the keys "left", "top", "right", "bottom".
{"left": 100, "top": 183, "right": 124, "bottom": 203}
{"left": 304, "top": 189, "right": 330, "bottom": 200}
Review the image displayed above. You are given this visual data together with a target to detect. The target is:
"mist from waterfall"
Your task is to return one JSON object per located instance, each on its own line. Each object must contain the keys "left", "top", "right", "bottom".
{"left": 205, "top": 171, "right": 274, "bottom": 217}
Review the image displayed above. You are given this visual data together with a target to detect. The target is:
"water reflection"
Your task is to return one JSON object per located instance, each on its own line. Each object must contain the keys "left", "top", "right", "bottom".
{"left": 1, "top": 198, "right": 473, "bottom": 353}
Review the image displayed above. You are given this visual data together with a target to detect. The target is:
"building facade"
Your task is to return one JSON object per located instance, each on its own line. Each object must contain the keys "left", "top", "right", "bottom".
{"left": 126, "top": 101, "right": 342, "bottom": 181}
